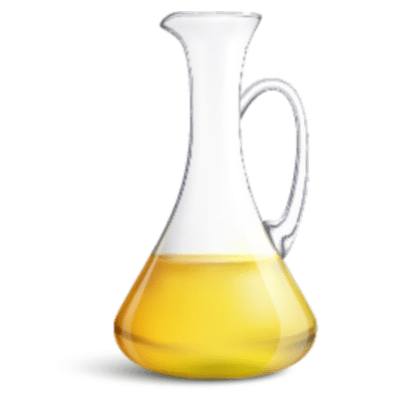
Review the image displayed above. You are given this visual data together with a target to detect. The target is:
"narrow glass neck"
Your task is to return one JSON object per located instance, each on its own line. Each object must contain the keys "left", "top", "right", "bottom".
{"left": 190, "top": 43, "right": 242, "bottom": 158}
{"left": 161, "top": 13, "right": 261, "bottom": 160}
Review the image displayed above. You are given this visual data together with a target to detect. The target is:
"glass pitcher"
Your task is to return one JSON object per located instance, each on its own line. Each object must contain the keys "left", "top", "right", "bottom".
{"left": 115, "top": 11, "right": 316, "bottom": 379}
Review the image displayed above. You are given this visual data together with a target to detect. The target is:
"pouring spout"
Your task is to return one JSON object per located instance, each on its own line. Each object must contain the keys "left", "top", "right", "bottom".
{"left": 158, "top": 11, "right": 262, "bottom": 78}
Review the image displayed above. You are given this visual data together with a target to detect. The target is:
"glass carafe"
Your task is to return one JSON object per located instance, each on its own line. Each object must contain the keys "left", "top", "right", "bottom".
{"left": 115, "top": 11, "right": 316, "bottom": 379}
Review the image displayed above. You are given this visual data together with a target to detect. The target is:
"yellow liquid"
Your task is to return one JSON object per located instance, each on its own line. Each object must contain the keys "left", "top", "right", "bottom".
{"left": 115, "top": 253, "right": 316, "bottom": 379}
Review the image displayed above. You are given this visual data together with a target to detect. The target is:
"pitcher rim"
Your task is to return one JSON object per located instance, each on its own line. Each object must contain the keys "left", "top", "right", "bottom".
{"left": 161, "top": 11, "right": 261, "bottom": 27}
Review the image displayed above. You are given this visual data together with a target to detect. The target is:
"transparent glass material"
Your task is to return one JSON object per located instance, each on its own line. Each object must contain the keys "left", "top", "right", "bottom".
{"left": 115, "top": 11, "right": 316, "bottom": 379}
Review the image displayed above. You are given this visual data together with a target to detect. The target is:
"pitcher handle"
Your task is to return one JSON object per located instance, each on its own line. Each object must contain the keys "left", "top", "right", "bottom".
{"left": 240, "top": 79, "right": 309, "bottom": 259}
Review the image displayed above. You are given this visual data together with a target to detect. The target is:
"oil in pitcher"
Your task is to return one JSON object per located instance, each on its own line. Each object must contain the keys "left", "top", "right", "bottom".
{"left": 115, "top": 11, "right": 316, "bottom": 379}
{"left": 115, "top": 254, "right": 316, "bottom": 379}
